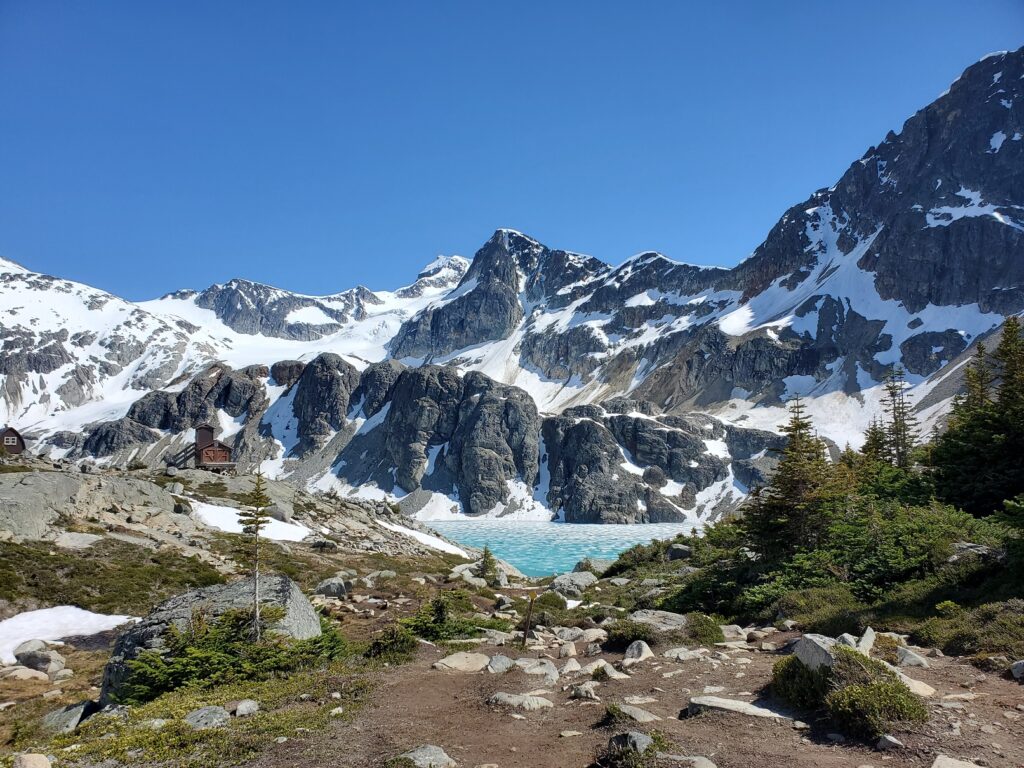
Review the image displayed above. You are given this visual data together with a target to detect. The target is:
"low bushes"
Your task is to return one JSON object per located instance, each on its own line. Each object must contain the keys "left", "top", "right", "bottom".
{"left": 771, "top": 645, "right": 927, "bottom": 740}
{"left": 118, "top": 610, "right": 351, "bottom": 704}
{"left": 365, "top": 625, "right": 419, "bottom": 662}
{"left": 604, "top": 620, "right": 662, "bottom": 651}
{"left": 682, "top": 612, "right": 725, "bottom": 645}
{"left": 826, "top": 681, "right": 928, "bottom": 739}
{"left": 400, "top": 592, "right": 511, "bottom": 642}
{"left": 912, "top": 599, "right": 1024, "bottom": 658}
{"left": 768, "top": 586, "right": 866, "bottom": 637}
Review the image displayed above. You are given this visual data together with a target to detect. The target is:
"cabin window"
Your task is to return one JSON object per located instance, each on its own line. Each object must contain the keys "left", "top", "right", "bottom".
{"left": 3, "top": 436, "right": 16, "bottom": 446}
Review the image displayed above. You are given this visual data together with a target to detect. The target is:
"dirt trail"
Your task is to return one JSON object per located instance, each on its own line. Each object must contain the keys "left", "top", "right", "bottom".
{"left": 248, "top": 635, "right": 1024, "bottom": 768}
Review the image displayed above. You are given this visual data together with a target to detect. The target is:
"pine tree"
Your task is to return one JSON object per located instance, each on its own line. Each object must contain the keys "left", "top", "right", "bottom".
{"left": 479, "top": 544, "right": 499, "bottom": 587}
{"left": 742, "top": 396, "right": 837, "bottom": 562}
{"left": 860, "top": 418, "right": 890, "bottom": 463}
{"left": 995, "top": 315, "right": 1024, "bottom": 416}
{"left": 961, "top": 343, "right": 994, "bottom": 415}
{"left": 239, "top": 471, "right": 272, "bottom": 640}
{"left": 931, "top": 318, "right": 1024, "bottom": 516}
{"left": 882, "top": 366, "right": 918, "bottom": 469}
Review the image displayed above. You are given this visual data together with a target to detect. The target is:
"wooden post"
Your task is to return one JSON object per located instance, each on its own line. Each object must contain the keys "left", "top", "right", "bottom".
{"left": 521, "top": 594, "right": 536, "bottom": 649}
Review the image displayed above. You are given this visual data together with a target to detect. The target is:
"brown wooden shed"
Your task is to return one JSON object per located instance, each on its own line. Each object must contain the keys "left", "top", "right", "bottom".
{"left": 194, "top": 422, "right": 235, "bottom": 471}
{"left": 1, "top": 426, "right": 27, "bottom": 455}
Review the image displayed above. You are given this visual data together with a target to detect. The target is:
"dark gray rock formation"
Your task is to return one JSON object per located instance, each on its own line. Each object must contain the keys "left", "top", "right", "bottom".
{"left": 100, "top": 575, "right": 320, "bottom": 705}
{"left": 290, "top": 353, "right": 360, "bottom": 453}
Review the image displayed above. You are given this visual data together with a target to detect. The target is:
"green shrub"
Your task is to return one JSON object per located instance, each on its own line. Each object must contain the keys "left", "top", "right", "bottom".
{"left": 682, "top": 612, "right": 725, "bottom": 645}
{"left": 771, "top": 655, "right": 829, "bottom": 709}
{"left": 365, "top": 625, "right": 418, "bottom": 662}
{"left": 771, "top": 645, "right": 924, "bottom": 740}
{"left": 604, "top": 620, "right": 662, "bottom": 651}
{"left": 400, "top": 592, "right": 508, "bottom": 641}
{"left": 872, "top": 634, "right": 903, "bottom": 664}
{"left": 118, "top": 612, "right": 349, "bottom": 704}
{"left": 769, "top": 586, "right": 865, "bottom": 637}
{"left": 912, "top": 600, "right": 1024, "bottom": 658}
{"left": 935, "top": 600, "right": 962, "bottom": 618}
{"left": 591, "top": 664, "right": 610, "bottom": 681}
{"left": 533, "top": 590, "right": 568, "bottom": 610}
{"left": 825, "top": 680, "right": 928, "bottom": 739}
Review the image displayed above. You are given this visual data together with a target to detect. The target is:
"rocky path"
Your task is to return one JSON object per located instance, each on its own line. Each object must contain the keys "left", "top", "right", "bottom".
{"left": 247, "top": 629, "right": 1024, "bottom": 768}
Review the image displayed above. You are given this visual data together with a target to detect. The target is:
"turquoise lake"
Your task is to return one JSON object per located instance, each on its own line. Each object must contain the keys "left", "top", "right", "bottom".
{"left": 428, "top": 520, "right": 698, "bottom": 577}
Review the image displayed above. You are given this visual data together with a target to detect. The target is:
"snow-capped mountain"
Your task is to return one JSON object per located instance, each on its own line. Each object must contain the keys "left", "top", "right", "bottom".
{"left": 1, "top": 48, "right": 1022, "bottom": 523}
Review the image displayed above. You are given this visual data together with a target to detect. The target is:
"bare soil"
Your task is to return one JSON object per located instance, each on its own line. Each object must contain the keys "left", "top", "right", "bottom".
{"left": 246, "top": 631, "right": 1024, "bottom": 768}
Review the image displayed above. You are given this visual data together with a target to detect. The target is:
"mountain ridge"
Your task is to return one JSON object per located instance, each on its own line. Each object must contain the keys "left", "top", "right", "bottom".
{"left": 1, "top": 47, "right": 1022, "bottom": 523}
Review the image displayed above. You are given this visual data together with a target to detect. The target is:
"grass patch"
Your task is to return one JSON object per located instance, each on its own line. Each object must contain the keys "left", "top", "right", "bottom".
{"left": 37, "top": 662, "right": 372, "bottom": 768}
{"left": 0, "top": 539, "right": 224, "bottom": 616}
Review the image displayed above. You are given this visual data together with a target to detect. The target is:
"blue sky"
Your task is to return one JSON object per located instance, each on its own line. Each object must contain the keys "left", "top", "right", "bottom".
{"left": 1, "top": 2, "right": 1022, "bottom": 300}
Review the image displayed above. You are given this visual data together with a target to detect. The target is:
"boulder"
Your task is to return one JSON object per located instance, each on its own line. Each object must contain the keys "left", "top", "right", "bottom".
{"left": 101, "top": 575, "right": 320, "bottom": 704}
{"left": 184, "top": 705, "right": 231, "bottom": 730}
{"left": 16, "top": 649, "right": 65, "bottom": 676}
{"left": 628, "top": 609, "right": 688, "bottom": 632}
{"left": 12, "top": 756, "right": 51, "bottom": 768}
{"left": 432, "top": 652, "right": 490, "bottom": 673}
{"left": 607, "top": 731, "right": 653, "bottom": 756}
{"left": 792, "top": 634, "right": 838, "bottom": 672}
{"left": 897, "top": 646, "right": 930, "bottom": 668}
{"left": 686, "top": 696, "right": 792, "bottom": 720}
{"left": 549, "top": 571, "right": 598, "bottom": 598}
{"left": 41, "top": 700, "right": 97, "bottom": 734}
{"left": 487, "top": 692, "right": 553, "bottom": 711}
{"left": 667, "top": 543, "right": 693, "bottom": 561}
{"left": 0, "top": 667, "right": 48, "bottom": 682}
{"left": 623, "top": 640, "right": 654, "bottom": 665}
{"left": 616, "top": 704, "right": 661, "bottom": 723}
{"left": 398, "top": 745, "right": 458, "bottom": 768}
{"left": 1011, "top": 659, "right": 1024, "bottom": 680}
{"left": 877, "top": 733, "right": 904, "bottom": 751}
{"left": 931, "top": 757, "right": 982, "bottom": 768}
{"left": 857, "top": 626, "right": 876, "bottom": 654}
{"left": 313, "top": 576, "right": 352, "bottom": 598}
{"left": 486, "top": 655, "right": 514, "bottom": 674}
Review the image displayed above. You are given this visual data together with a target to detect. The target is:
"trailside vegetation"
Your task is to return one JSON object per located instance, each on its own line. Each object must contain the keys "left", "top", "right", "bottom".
{"left": 612, "top": 318, "right": 1024, "bottom": 658}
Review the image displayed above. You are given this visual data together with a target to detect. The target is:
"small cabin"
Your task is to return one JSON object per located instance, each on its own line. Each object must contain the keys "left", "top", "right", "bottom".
{"left": 1, "top": 426, "right": 26, "bottom": 456}
{"left": 194, "top": 422, "right": 235, "bottom": 472}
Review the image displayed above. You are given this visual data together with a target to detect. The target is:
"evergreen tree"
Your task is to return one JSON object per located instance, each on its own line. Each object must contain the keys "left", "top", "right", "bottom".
{"left": 479, "top": 544, "right": 499, "bottom": 587}
{"left": 961, "top": 343, "right": 994, "bottom": 415}
{"left": 239, "top": 471, "right": 272, "bottom": 640}
{"left": 860, "top": 419, "right": 890, "bottom": 463}
{"left": 882, "top": 366, "right": 918, "bottom": 469}
{"left": 931, "top": 318, "right": 1024, "bottom": 515}
{"left": 995, "top": 315, "right": 1024, "bottom": 418}
{"left": 742, "top": 396, "right": 838, "bottom": 562}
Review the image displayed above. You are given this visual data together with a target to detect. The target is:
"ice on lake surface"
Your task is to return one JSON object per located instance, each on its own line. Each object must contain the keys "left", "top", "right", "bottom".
{"left": 429, "top": 520, "right": 698, "bottom": 577}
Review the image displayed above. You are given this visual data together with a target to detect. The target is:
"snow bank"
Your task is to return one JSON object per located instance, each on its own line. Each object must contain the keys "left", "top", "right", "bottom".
{"left": 375, "top": 519, "right": 470, "bottom": 558}
{"left": 0, "top": 606, "right": 135, "bottom": 664}
{"left": 190, "top": 501, "right": 312, "bottom": 542}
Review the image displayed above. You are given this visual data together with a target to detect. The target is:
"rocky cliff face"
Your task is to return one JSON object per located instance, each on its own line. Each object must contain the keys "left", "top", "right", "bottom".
{"left": 2, "top": 48, "right": 1022, "bottom": 522}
